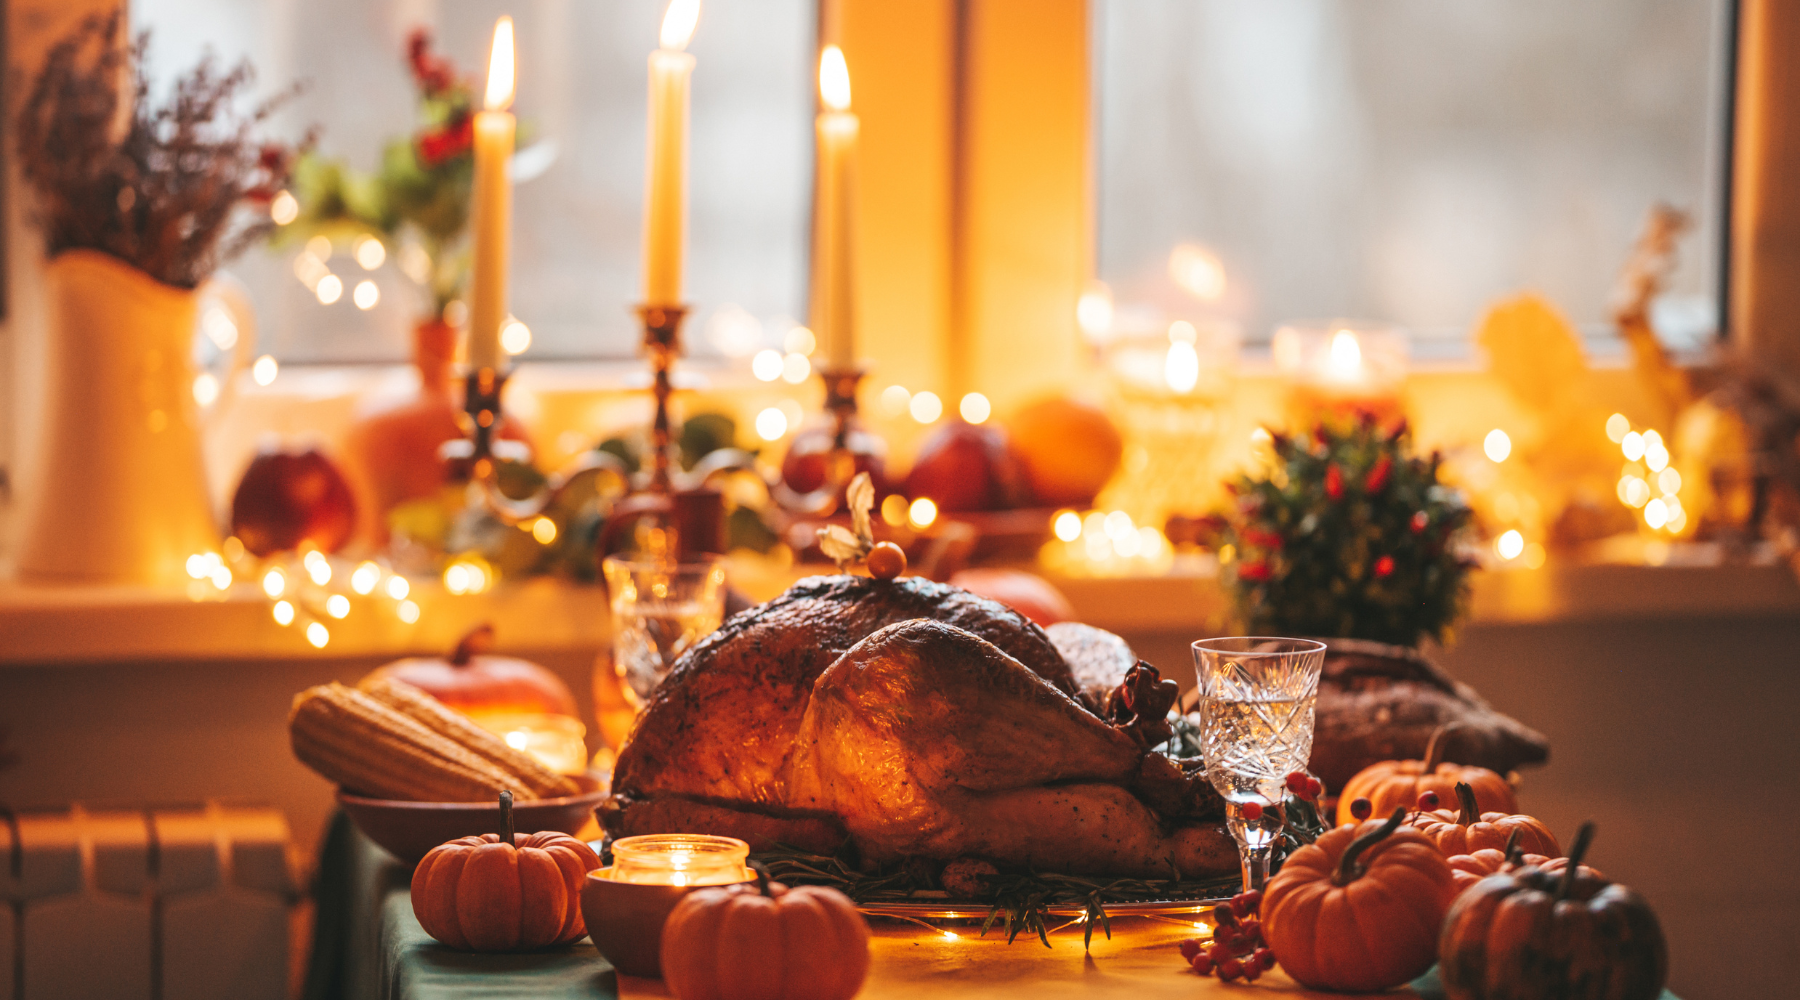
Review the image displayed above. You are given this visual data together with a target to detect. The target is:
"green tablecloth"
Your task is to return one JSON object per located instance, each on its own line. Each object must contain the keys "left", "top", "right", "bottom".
{"left": 378, "top": 889, "right": 617, "bottom": 999}
{"left": 305, "top": 813, "right": 1677, "bottom": 1000}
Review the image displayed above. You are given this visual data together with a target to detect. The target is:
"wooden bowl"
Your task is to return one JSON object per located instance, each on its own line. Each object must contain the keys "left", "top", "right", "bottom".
{"left": 337, "top": 773, "right": 608, "bottom": 864}
{"left": 581, "top": 868, "right": 753, "bottom": 978}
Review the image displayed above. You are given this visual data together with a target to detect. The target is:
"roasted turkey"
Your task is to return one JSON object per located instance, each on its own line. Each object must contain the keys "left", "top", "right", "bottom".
{"left": 603, "top": 575, "right": 1236, "bottom": 880}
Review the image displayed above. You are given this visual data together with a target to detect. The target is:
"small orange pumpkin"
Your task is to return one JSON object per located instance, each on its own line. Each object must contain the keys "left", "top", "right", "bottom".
{"left": 660, "top": 864, "right": 870, "bottom": 1000}
{"left": 1336, "top": 724, "right": 1518, "bottom": 826}
{"left": 363, "top": 624, "right": 579, "bottom": 720}
{"left": 1418, "top": 782, "right": 1560, "bottom": 858}
{"left": 1262, "top": 808, "right": 1459, "bottom": 993}
{"left": 411, "top": 792, "right": 602, "bottom": 951}
{"left": 1446, "top": 828, "right": 1600, "bottom": 896}
{"left": 1448, "top": 849, "right": 1600, "bottom": 896}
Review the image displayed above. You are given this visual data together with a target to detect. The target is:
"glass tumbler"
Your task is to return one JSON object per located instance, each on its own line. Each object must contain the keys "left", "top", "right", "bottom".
{"left": 1192, "top": 636, "right": 1327, "bottom": 892}
{"left": 603, "top": 555, "right": 728, "bottom": 707}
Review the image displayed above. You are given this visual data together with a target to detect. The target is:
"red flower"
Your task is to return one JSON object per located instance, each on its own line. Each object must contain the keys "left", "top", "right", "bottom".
{"left": 417, "top": 115, "right": 473, "bottom": 166}
{"left": 1373, "top": 555, "right": 1395, "bottom": 578}
{"left": 1237, "top": 562, "right": 1272, "bottom": 582}
{"left": 1325, "top": 463, "right": 1344, "bottom": 501}
{"left": 1365, "top": 456, "right": 1392, "bottom": 494}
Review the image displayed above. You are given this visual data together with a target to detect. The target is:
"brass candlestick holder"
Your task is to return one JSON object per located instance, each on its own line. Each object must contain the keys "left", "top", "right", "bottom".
{"left": 637, "top": 304, "right": 686, "bottom": 494}
{"left": 449, "top": 364, "right": 632, "bottom": 527}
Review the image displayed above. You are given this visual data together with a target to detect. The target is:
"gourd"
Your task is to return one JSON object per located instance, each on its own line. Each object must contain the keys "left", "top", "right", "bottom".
{"left": 1440, "top": 824, "right": 1667, "bottom": 1000}
{"left": 1417, "top": 782, "right": 1560, "bottom": 858}
{"left": 660, "top": 864, "right": 871, "bottom": 1000}
{"left": 1337, "top": 724, "right": 1518, "bottom": 826}
{"left": 1262, "top": 808, "right": 1459, "bottom": 993}
{"left": 411, "top": 792, "right": 602, "bottom": 951}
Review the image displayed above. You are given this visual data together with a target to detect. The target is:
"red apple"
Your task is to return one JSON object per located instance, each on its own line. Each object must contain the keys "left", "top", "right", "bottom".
{"left": 904, "top": 420, "right": 1029, "bottom": 512}
{"left": 781, "top": 423, "right": 889, "bottom": 497}
{"left": 231, "top": 446, "right": 358, "bottom": 557}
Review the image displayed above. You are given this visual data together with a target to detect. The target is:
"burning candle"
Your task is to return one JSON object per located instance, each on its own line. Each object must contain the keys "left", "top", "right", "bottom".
{"left": 811, "top": 45, "right": 859, "bottom": 369}
{"left": 468, "top": 16, "right": 516, "bottom": 372}
{"left": 1272, "top": 320, "right": 1408, "bottom": 423}
{"left": 473, "top": 713, "right": 589, "bottom": 776}
{"left": 643, "top": 0, "right": 699, "bottom": 306}
{"left": 606, "top": 834, "right": 750, "bottom": 886}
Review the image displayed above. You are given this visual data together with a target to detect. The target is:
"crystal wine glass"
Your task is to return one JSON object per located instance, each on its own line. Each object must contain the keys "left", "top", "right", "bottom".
{"left": 1191, "top": 636, "right": 1326, "bottom": 892}
{"left": 602, "top": 555, "right": 728, "bottom": 704}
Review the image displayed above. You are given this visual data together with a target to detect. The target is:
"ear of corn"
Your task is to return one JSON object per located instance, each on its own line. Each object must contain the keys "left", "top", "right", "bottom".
{"left": 289, "top": 682, "right": 528, "bottom": 802}
{"left": 361, "top": 676, "right": 582, "bottom": 799}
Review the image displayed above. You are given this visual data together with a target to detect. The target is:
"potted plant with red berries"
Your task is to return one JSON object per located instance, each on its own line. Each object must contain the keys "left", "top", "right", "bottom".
{"left": 1220, "top": 417, "right": 1549, "bottom": 796}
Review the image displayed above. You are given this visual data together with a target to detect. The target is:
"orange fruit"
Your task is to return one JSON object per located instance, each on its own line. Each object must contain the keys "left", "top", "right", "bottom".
{"left": 1006, "top": 397, "right": 1123, "bottom": 506}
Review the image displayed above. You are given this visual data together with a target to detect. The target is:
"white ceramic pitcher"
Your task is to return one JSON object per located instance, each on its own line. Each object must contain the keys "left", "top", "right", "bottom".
{"left": 16, "top": 250, "right": 249, "bottom": 587}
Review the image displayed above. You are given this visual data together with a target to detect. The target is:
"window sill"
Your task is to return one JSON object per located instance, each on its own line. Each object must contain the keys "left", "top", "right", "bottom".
{"left": 3, "top": 554, "right": 1793, "bottom": 666}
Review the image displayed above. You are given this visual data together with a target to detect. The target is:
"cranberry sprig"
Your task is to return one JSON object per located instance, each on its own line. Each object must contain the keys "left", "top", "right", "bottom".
{"left": 1176, "top": 890, "right": 1278, "bottom": 982}
{"left": 1285, "top": 770, "right": 1325, "bottom": 801}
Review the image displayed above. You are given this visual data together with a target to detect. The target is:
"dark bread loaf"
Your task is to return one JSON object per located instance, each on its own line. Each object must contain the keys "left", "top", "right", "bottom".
{"left": 1308, "top": 638, "right": 1549, "bottom": 791}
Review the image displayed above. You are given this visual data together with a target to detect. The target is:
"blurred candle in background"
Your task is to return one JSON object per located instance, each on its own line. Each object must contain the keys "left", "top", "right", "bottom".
{"left": 812, "top": 45, "right": 859, "bottom": 369}
{"left": 468, "top": 16, "right": 516, "bottom": 371}
{"left": 643, "top": 0, "right": 699, "bottom": 306}
{"left": 1272, "top": 320, "right": 1409, "bottom": 424}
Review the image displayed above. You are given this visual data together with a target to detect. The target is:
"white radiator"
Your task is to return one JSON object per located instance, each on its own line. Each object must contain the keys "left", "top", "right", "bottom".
{"left": 1, "top": 803, "right": 295, "bottom": 1000}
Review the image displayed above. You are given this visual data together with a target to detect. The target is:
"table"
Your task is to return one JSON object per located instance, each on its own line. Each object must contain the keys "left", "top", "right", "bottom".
{"left": 305, "top": 815, "right": 1677, "bottom": 1000}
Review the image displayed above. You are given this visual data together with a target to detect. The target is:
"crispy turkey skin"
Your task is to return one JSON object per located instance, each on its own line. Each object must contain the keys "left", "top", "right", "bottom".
{"left": 604, "top": 575, "right": 1233, "bottom": 880}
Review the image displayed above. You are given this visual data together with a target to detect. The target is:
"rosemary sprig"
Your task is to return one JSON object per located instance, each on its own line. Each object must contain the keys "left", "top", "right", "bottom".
{"left": 753, "top": 845, "right": 1238, "bottom": 951}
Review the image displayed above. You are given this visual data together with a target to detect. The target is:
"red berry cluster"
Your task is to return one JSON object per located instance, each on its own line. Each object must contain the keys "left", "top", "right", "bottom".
{"left": 1285, "top": 770, "right": 1325, "bottom": 801}
{"left": 1177, "top": 891, "right": 1277, "bottom": 982}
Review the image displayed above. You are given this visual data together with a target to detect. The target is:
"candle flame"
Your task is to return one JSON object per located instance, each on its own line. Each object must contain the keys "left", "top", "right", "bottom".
{"left": 485, "top": 16, "right": 515, "bottom": 111}
{"left": 1328, "top": 329, "right": 1362, "bottom": 373}
{"left": 660, "top": 0, "right": 700, "bottom": 51}
{"left": 819, "top": 45, "right": 851, "bottom": 111}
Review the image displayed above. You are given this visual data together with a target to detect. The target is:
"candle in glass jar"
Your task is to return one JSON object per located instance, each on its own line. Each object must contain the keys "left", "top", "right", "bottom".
{"left": 643, "top": 0, "right": 700, "bottom": 307}
{"left": 811, "top": 45, "right": 858, "bottom": 369}
{"left": 467, "top": 16, "right": 516, "bottom": 372}
{"left": 474, "top": 713, "right": 588, "bottom": 776}
{"left": 607, "top": 834, "right": 750, "bottom": 886}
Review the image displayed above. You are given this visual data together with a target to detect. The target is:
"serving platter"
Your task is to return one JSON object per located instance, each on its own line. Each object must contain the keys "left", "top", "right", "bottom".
{"left": 846, "top": 871, "right": 1242, "bottom": 921}
{"left": 858, "top": 895, "right": 1233, "bottom": 920}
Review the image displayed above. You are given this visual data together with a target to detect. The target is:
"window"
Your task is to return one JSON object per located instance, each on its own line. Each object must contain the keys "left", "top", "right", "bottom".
{"left": 1093, "top": 0, "right": 1732, "bottom": 353}
{"left": 137, "top": 0, "right": 814, "bottom": 363}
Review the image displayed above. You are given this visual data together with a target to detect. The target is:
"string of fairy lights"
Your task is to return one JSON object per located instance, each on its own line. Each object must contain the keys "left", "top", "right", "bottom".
{"left": 185, "top": 539, "right": 420, "bottom": 649}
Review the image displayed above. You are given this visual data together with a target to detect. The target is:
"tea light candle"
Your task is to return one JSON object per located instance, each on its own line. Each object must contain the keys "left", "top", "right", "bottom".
{"left": 582, "top": 832, "right": 753, "bottom": 977}
{"left": 1272, "top": 321, "right": 1407, "bottom": 394}
{"left": 607, "top": 834, "right": 750, "bottom": 886}
{"left": 1272, "top": 320, "right": 1408, "bottom": 423}
{"left": 474, "top": 713, "right": 588, "bottom": 776}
